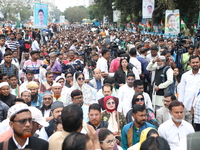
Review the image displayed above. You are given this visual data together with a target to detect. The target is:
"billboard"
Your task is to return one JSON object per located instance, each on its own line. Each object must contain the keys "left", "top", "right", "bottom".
{"left": 113, "top": 10, "right": 121, "bottom": 22}
{"left": 142, "top": 0, "right": 154, "bottom": 19}
{"left": 60, "top": 16, "right": 65, "bottom": 23}
{"left": 165, "top": 9, "right": 180, "bottom": 35}
{"left": 34, "top": 3, "right": 48, "bottom": 29}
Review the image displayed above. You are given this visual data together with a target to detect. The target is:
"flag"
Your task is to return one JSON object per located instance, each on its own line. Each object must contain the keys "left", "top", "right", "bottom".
{"left": 131, "top": 22, "right": 136, "bottom": 27}
{"left": 194, "top": 24, "right": 197, "bottom": 32}
{"left": 181, "top": 19, "right": 187, "bottom": 29}
{"left": 146, "top": 21, "right": 151, "bottom": 30}
{"left": 160, "top": 20, "right": 164, "bottom": 28}
{"left": 138, "top": 23, "right": 145, "bottom": 29}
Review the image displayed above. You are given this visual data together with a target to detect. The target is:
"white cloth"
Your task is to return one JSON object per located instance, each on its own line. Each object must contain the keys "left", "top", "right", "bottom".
{"left": 107, "top": 111, "right": 118, "bottom": 133}
{"left": 0, "top": 46, "right": 6, "bottom": 55}
{"left": 130, "top": 57, "right": 142, "bottom": 74}
{"left": 12, "top": 135, "right": 29, "bottom": 149}
{"left": 132, "top": 66, "right": 140, "bottom": 80}
{"left": 193, "top": 91, "right": 200, "bottom": 124}
{"left": 117, "top": 84, "right": 135, "bottom": 116}
{"left": 38, "top": 126, "right": 48, "bottom": 141}
{"left": 178, "top": 70, "right": 200, "bottom": 111}
{"left": 31, "top": 40, "right": 40, "bottom": 51}
{"left": 96, "top": 57, "right": 114, "bottom": 77}
{"left": 43, "top": 109, "right": 51, "bottom": 118}
{"left": 158, "top": 119, "right": 195, "bottom": 150}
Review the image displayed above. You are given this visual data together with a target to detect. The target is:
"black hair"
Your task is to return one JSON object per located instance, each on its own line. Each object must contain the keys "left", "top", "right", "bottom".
{"left": 119, "top": 58, "right": 129, "bottom": 70}
{"left": 159, "top": 39, "right": 164, "bottom": 42}
{"left": 147, "top": 5, "right": 152, "bottom": 8}
{"left": 102, "top": 83, "right": 113, "bottom": 92}
{"left": 72, "top": 39, "right": 78, "bottom": 43}
{"left": 140, "top": 137, "right": 170, "bottom": 150}
{"left": 61, "top": 104, "right": 83, "bottom": 132}
{"left": 62, "top": 132, "right": 90, "bottom": 150}
{"left": 164, "top": 93, "right": 177, "bottom": 101}
{"left": 46, "top": 71, "right": 53, "bottom": 77}
{"left": 11, "top": 98, "right": 25, "bottom": 106}
{"left": 168, "top": 100, "right": 184, "bottom": 111}
{"left": 140, "top": 47, "right": 148, "bottom": 54}
{"left": 75, "top": 72, "right": 84, "bottom": 80}
{"left": 0, "top": 73, "right": 7, "bottom": 80}
{"left": 167, "top": 14, "right": 175, "bottom": 23}
{"left": 8, "top": 74, "right": 17, "bottom": 79}
{"left": 131, "top": 93, "right": 145, "bottom": 108}
{"left": 38, "top": 9, "right": 44, "bottom": 14}
{"left": 65, "top": 72, "right": 73, "bottom": 78}
{"left": 54, "top": 119, "right": 62, "bottom": 132}
{"left": 129, "top": 48, "right": 137, "bottom": 56}
{"left": 133, "top": 80, "right": 143, "bottom": 88}
{"left": 127, "top": 72, "right": 135, "bottom": 78}
{"left": 98, "top": 128, "right": 113, "bottom": 142}
{"left": 102, "top": 48, "right": 110, "bottom": 56}
{"left": 26, "top": 70, "right": 34, "bottom": 75}
{"left": 4, "top": 52, "right": 12, "bottom": 57}
{"left": 9, "top": 33, "right": 15, "bottom": 37}
{"left": 103, "top": 77, "right": 115, "bottom": 84}
{"left": 161, "top": 50, "right": 171, "bottom": 56}
{"left": 0, "top": 34, "right": 6, "bottom": 39}
{"left": 189, "top": 55, "right": 200, "bottom": 62}
{"left": 132, "top": 104, "right": 146, "bottom": 114}
{"left": 71, "top": 89, "right": 83, "bottom": 98}
{"left": 89, "top": 103, "right": 101, "bottom": 113}
{"left": 150, "top": 46, "right": 158, "bottom": 51}
{"left": 117, "top": 49, "right": 126, "bottom": 57}
{"left": 119, "top": 53, "right": 130, "bottom": 62}
{"left": 146, "top": 129, "right": 159, "bottom": 138}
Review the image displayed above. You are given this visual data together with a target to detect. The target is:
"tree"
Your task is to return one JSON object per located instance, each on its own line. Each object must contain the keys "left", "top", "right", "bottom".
{"left": 63, "top": 6, "right": 88, "bottom": 23}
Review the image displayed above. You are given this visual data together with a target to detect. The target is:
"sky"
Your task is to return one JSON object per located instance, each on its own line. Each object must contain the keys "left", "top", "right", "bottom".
{"left": 55, "top": 0, "right": 88, "bottom": 12}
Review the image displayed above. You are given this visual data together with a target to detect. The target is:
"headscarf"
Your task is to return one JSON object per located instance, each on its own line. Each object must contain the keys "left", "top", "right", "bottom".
{"left": 103, "top": 96, "right": 116, "bottom": 113}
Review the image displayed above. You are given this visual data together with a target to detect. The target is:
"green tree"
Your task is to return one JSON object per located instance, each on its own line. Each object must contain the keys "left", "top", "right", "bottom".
{"left": 63, "top": 6, "right": 88, "bottom": 23}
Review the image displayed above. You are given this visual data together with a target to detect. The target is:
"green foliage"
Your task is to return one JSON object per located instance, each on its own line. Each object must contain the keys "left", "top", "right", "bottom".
{"left": 63, "top": 6, "right": 88, "bottom": 23}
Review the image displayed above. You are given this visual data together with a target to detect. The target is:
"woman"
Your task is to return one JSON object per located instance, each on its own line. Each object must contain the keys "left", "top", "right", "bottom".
{"left": 64, "top": 72, "right": 73, "bottom": 88}
{"left": 167, "top": 14, "right": 177, "bottom": 31}
{"left": 173, "top": 67, "right": 180, "bottom": 98}
{"left": 67, "top": 72, "right": 96, "bottom": 105}
{"left": 128, "top": 127, "right": 159, "bottom": 150}
{"left": 98, "top": 128, "right": 123, "bottom": 150}
{"left": 126, "top": 93, "right": 158, "bottom": 128}
{"left": 101, "top": 96, "right": 127, "bottom": 136}
{"left": 114, "top": 58, "right": 133, "bottom": 89}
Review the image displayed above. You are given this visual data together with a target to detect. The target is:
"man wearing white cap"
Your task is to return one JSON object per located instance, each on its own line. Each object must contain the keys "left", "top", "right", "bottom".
{"left": 52, "top": 82, "right": 67, "bottom": 106}
{"left": 147, "top": 55, "right": 173, "bottom": 110}
{"left": 26, "top": 81, "right": 43, "bottom": 108}
{"left": 0, "top": 82, "right": 16, "bottom": 107}
{"left": 0, "top": 103, "right": 48, "bottom": 149}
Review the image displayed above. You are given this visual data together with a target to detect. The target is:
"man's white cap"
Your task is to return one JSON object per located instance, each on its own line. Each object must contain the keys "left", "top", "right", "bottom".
{"left": 29, "top": 107, "right": 49, "bottom": 127}
{"left": 0, "top": 82, "right": 9, "bottom": 88}
{"left": 52, "top": 83, "right": 62, "bottom": 87}
{"left": 8, "top": 103, "right": 29, "bottom": 120}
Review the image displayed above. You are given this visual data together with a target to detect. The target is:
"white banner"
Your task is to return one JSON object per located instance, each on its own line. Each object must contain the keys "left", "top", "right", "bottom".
{"left": 60, "top": 16, "right": 65, "bottom": 23}
{"left": 142, "top": 0, "right": 154, "bottom": 19}
{"left": 113, "top": 10, "right": 121, "bottom": 22}
{"left": 165, "top": 9, "right": 180, "bottom": 35}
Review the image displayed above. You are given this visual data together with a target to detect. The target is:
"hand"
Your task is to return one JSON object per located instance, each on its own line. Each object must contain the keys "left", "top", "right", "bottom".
{"left": 153, "top": 56, "right": 159, "bottom": 63}
{"left": 154, "top": 86, "right": 159, "bottom": 92}
{"left": 119, "top": 83, "right": 124, "bottom": 87}
{"left": 102, "top": 72, "right": 109, "bottom": 78}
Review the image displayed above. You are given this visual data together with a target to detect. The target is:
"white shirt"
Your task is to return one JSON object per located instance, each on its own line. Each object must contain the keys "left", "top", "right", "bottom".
{"left": 0, "top": 45, "right": 6, "bottom": 55}
{"left": 96, "top": 57, "right": 108, "bottom": 73}
{"left": 178, "top": 70, "right": 200, "bottom": 111}
{"left": 44, "top": 109, "right": 51, "bottom": 118}
{"left": 31, "top": 40, "right": 40, "bottom": 51}
{"left": 193, "top": 91, "right": 200, "bottom": 123}
{"left": 38, "top": 127, "right": 48, "bottom": 141}
{"left": 158, "top": 119, "right": 195, "bottom": 150}
{"left": 117, "top": 84, "right": 135, "bottom": 116}
{"left": 130, "top": 57, "right": 142, "bottom": 74}
{"left": 12, "top": 135, "right": 29, "bottom": 149}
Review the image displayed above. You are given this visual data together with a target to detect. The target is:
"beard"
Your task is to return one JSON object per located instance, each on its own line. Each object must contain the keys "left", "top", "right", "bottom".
{"left": 156, "top": 64, "right": 164, "bottom": 70}
{"left": 172, "top": 116, "right": 183, "bottom": 122}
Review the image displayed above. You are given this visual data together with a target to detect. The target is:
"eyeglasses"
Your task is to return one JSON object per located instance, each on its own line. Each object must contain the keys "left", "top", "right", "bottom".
{"left": 101, "top": 138, "right": 116, "bottom": 145}
{"left": 13, "top": 118, "right": 32, "bottom": 125}
{"left": 162, "top": 99, "right": 171, "bottom": 103}
{"left": 135, "top": 98, "right": 144, "bottom": 102}
{"left": 66, "top": 76, "right": 73, "bottom": 78}
{"left": 73, "top": 96, "right": 83, "bottom": 100}
{"left": 107, "top": 101, "right": 115, "bottom": 105}
{"left": 48, "top": 76, "right": 54, "bottom": 78}
{"left": 127, "top": 79, "right": 134, "bottom": 82}
{"left": 77, "top": 78, "right": 85, "bottom": 81}
{"left": 85, "top": 81, "right": 89, "bottom": 84}
{"left": 43, "top": 97, "right": 52, "bottom": 101}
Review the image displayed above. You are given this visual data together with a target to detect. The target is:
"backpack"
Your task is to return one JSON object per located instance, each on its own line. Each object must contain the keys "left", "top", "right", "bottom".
{"left": 161, "top": 66, "right": 175, "bottom": 94}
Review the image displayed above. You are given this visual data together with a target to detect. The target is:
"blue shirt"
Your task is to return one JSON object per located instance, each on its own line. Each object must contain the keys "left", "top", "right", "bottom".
{"left": 89, "top": 79, "right": 102, "bottom": 91}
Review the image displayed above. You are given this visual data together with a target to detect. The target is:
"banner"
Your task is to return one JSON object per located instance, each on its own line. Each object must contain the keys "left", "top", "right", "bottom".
{"left": 165, "top": 9, "right": 180, "bottom": 35}
{"left": 60, "top": 16, "right": 65, "bottom": 23}
{"left": 198, "top": 11, "right": 200, "bottom": 29}
{"left": 34, "top": 3, "right": 48, "bottom": 29}
{"left": 142, "top": 0, "right": 155, "bottom": 18}
{"left": 113, "top": 10, "right": 121, "bottom": 22}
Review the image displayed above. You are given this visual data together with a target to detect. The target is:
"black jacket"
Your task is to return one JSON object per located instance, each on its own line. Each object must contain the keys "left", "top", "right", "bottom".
{"left": 0, "top": 136, "right": 48, "bottom": 150}
{"left": 88, "top": 121, "right": 108, "bottom": 130}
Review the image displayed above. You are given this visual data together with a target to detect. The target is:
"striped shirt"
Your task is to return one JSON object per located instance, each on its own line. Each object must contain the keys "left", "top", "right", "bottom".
{"left": 5, "top": 40, "right": 20, "bottom": 51}
{"left": 22, "top": 60, "right": 48, "bottom": 80}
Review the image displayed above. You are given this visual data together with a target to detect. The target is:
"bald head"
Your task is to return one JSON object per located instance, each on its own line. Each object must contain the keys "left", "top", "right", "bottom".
{"left": 94, "top": 68, "right": 101, "bottom": 80}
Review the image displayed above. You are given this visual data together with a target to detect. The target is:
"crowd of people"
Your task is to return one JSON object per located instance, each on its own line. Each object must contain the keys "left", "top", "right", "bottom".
{"left": 0, "top": 24, "right": 200, "bottom": 150}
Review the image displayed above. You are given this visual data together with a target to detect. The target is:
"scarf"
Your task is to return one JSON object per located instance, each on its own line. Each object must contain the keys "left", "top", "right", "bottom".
{"left": 103, "top": 96, "right": 116, "bottom": 113}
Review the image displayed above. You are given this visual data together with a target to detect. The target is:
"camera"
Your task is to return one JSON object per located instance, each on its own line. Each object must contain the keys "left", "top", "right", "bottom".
{"left": 195, "top": 29, "right": 200, "bottom": 41}
{"left": 110, "top": 42, "right": 118, "bottom": 58}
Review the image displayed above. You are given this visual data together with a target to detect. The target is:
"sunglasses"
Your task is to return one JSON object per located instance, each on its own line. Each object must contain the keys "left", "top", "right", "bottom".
{"left": 135, "top": 98, "right": 144, "bottom": 102}
{"left": 77, "top": 78, "right": 85, "bottom": 81}
{"left": 43, "top": 97, "right": 52, "bottom": 101}
{"left": 107, "top": 101, "right": 115, "bottom": 105}
{"left": 101, "top": 138, "right": 116, "bottom": 145}
{"left": 13, "top": 118, "right": 32, "bottom": 125}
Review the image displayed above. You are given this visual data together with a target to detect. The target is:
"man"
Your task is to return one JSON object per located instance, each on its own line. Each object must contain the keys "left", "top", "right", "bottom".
{"left": 158, "top": 101, "right": 194, "bottom": 150}
{"left": 88, "top": 103, "right": 108, "bottom": 130}
{"left": 147, "top": 5, "right": 153, "bottom": 14}
{"left": 31, "top": 37, "right": 40, "bottom": 51}
{"left": 5, "top": 33, "right": 20, "bottom": 58}
{"left": 118, "top": 73, "right": 135, "bottom": 116}
{"left": 62, "top": 50, "right": 83, "bottom": 75}
{"left": 39, "top": 101, "right": 64, "bottom": 141}
{"left": 121, "top": 104, "right": 155, "bottom": 149}
{"left": 178, "top": 55, "right": 200, "bottom": 111}
{"left": 96, "top": 48, "right": 113, "bottom": 78}
{"left": 0, "top": 34, "right": 6, "bottom": 59}
{"left": 129, "top": 48, "right": 142, "bottom": 75}
{"left": 26, "top": 81, "right": 43, "bottom": 108}
{"left": 37, "top": 9, "right": 46, "bottom": 27}
{"left": 69, "top": 39, "right": 78, "bottom": 53}
{"left": 48, "top": 52, "right": 62, "bottom": 79}
{"left": 146, "top": 56, "right": 173, "bottom": 110}
{"left": 0, "top": 52, "right": 18, "bottom": 79}
{"left": 40, "top": 71, "right": 55, "bottom": 93}
{"left": 9, "top": 74, "right": 20, "bottom": 98}
{"left": 20, "top": 70, "right": 34, "bottom": 92}
{"left": 181, "top": 45, "right": 195, "bottom": 71}
{"left": 0, "top": 103, "right": 48, "bottom": 149}
{"left": 22, "top": 51, "right": 48, "bottom": 81}
{"left": 20, "top": 52, "right": 29, "bottom": 69}
{"left": 51, "top": 83, "right": 67, "bottom": 106}
{"left": 89, "top": 68, "right": 104, "bottom": 91}
{"left": 0, "top": 100, "right": 9, "bottom": 122}
{"left": 156, "top": 93, "right": 192, "bottom": 126}
{"left": 133, "top": 80, "right": 153, "bottom": 110}
{"left": 0, "top": 73, "right": 8, "bottom": 82}
{"left": 21, "top": 90, "right": 31, "bottom": 106}
{"left": 71, "top": 89, "right": 89, "bottom": 122}
{"left": 32, "top": 29, "right": 41, "bottom": 42}
{"left": 0, "top": 82, "right": 16, "bottom": 107}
